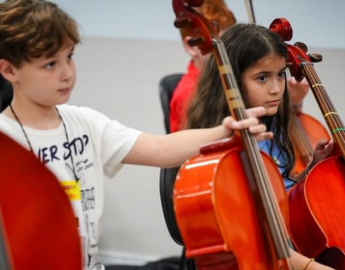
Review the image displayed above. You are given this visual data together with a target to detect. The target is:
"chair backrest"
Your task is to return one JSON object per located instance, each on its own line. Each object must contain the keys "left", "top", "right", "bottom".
{"left": 159, "top": 167, "right": 184, "bottom": 246}
{"left": 158, "top": 73, "right": 183, "bottom": 134}
{"left": 159, "top": 74, "right": 197, "bottom": 269}
{"left": 0, "top": 80, "right": 13, "bottom": 113}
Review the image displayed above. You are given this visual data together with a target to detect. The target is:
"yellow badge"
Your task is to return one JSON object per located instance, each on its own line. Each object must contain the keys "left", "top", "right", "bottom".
{"left": 60, "top": 180, "right": 85, "bottom": 236}
{"left": 60, "top": 181, "right": 81, "bottom": 201}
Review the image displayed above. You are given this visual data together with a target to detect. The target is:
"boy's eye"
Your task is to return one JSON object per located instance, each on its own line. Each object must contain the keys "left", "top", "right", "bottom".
{"left": 45, "top": 61, "right": 55, "bottom": 69}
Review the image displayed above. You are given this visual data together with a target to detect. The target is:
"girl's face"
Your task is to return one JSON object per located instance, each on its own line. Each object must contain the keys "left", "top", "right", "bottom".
{"left": 241, "top": 53, "right": 286, "bottom": 116}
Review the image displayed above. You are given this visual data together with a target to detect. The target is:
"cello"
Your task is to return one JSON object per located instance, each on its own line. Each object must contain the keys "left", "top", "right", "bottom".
{"left": 172, "top": 1, "right": 295, "bottom": 269}
{"left": 269, "top": 18, "right": 345, "bottom": 269}
{"left": 0, "top": 131, "right": 82, "bottom": 270}
{"left": 243, "top": 0, "right": 330, "bottom": 176}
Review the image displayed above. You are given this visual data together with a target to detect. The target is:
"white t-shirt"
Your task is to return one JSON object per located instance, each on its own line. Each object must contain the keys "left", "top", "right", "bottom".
{"left": 0, "top": 105, "right": 142, "bottom": 270}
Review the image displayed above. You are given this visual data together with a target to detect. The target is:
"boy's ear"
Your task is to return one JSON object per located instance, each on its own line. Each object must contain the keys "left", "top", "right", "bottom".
{"left": 0, "top": 59, "right": 17, "bottom": 83}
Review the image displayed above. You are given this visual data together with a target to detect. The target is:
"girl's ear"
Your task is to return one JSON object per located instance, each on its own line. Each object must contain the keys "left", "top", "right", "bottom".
{"left": 0, "top": 59, "right": 18, "bottom": 83}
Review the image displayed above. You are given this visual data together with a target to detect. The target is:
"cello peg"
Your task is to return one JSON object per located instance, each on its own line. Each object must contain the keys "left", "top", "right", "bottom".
{"left": 308, "top": 53, "right": 323, "bottom": 63}
{"left": 294, "top": 42, "right": 308, "bottom": 53}
{"left": 188, "top": 36, "right": 204, "bottom": 47}
{"left": 174, "top": 17, "right": 191, "bottom": 29}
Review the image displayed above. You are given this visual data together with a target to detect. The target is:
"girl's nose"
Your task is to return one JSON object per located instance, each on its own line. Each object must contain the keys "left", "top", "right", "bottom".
{"left": 270, "top": 79, "right": 283, "bottom": 94}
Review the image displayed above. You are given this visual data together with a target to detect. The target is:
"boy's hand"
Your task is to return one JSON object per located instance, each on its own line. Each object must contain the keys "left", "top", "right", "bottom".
{"left": 222, "top": 106, "right": 273, "bottom": 142}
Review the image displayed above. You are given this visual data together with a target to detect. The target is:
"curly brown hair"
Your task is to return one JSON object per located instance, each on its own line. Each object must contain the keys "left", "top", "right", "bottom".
{"left": 0, "top": 0, "right": 80, "bottom": 68}
{"left": 180, "top": 0, "right": 236, "bottom": 38}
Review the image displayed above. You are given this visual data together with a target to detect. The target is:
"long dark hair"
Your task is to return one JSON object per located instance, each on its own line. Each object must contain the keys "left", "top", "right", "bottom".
{"left": 186, "top": 23, "right": 295, "bottom": 178}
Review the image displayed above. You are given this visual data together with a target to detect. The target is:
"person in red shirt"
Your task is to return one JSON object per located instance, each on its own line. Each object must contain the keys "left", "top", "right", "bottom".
{"left": 169, "top": 0, "right": 236, "bottom": 133}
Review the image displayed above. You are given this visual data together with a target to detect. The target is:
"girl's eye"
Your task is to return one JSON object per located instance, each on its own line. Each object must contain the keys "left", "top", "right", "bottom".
{"left": 278, "top": 71, "right": 286, "bottom": 78}
{"left": 68, "top": 53, "right": 74, "bottom": 61}
{"left": 258, "top": 75, "right": 267, "bottom": 82}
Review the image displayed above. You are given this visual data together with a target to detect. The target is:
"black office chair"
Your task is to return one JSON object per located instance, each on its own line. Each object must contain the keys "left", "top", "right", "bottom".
{"left": 159, "top": 167, "right": 183, "bottom": 246}
{"left": 158, "top": 73, "right": 183, "bottom": 134}
{"left": 0, "top": 78, "right": 13, "bottom": 113}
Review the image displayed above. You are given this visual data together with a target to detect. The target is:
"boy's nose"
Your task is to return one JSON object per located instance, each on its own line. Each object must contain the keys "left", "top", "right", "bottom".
{"left": 61, "top": 63, "right": 75, "bottom": 81}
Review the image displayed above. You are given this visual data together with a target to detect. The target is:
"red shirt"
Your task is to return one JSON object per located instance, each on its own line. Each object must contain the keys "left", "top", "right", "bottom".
{"left": 169, "top": 61, "right": 199, "bottom": 132}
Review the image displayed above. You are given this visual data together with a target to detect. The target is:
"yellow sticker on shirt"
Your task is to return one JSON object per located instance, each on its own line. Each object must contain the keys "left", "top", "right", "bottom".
{"left": 60, "top": 180, "right": 85, "bottom": 236}
{"left": 60, "top": 181, "right": 81, "bottom": 201}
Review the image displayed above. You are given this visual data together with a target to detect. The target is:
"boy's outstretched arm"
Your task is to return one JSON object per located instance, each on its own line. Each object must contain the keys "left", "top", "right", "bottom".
{"left": 123, "top": 106, "right": 273, "bottom": 168}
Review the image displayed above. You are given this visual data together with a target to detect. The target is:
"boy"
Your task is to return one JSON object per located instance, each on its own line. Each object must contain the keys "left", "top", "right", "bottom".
{"left": 0, "top": 0, "right": 270, "bottom": 269}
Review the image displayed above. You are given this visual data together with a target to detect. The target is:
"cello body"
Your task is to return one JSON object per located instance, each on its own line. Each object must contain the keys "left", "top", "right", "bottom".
{"left": 174, "top": 138, "right": 290, "bottom": 270}
{"left": 0, "top": 131, "right": 82, "bottom": 270}
{"left": 288, "top": 156, "right": 345, "bottom": 269}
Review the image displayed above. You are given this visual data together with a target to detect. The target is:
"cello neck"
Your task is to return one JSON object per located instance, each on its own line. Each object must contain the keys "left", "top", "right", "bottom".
{"left": 301, "top": 62, "right": 345, "bottom": 158}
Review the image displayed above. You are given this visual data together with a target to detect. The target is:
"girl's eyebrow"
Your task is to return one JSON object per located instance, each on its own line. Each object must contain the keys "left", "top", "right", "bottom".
{"left": 252, "top": 66, "right": 287, "bottom": 76}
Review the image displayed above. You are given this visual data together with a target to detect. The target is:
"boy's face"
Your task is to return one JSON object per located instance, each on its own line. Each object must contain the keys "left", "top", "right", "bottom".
{"left": 10, "top": 44, "right": 76, "bottom": 107}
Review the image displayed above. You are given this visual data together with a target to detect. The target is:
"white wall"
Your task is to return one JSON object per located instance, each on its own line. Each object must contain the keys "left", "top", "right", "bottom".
{"left": 56, "top": 0, "right": 345, "bottom": 49}
{"left": 40, "top": 0, "right": 345, "bottom": 265}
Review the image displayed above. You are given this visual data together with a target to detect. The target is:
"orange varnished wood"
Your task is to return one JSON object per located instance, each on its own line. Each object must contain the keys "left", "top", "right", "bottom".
{"left": 288, "top": 157, "right": 345, "bottom": 269}
{"left": 0, "top": 131, "right": 82, "bottom": 270}
{"left": 174, "top": 137, "right": 290, "bottom": 270}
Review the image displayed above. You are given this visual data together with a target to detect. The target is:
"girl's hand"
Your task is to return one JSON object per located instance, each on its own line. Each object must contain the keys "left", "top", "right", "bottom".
{"left": 222, "top": 106, "right": 273, "bottom": 142}
{"left": 311, "top": 139, "right": 334, "bottom": 168}
{"left": 290, "top": 249, "right": 335, "bottom": 270}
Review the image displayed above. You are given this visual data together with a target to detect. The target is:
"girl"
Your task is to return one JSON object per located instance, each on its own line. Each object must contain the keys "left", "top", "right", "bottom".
{"left": 184, "top": 23, "right": 334, "bottom": 269}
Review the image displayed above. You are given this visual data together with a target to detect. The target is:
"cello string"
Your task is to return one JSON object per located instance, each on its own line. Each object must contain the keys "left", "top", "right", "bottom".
{"left": 304, "top": 64, "right": 345, "bottom": 152}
